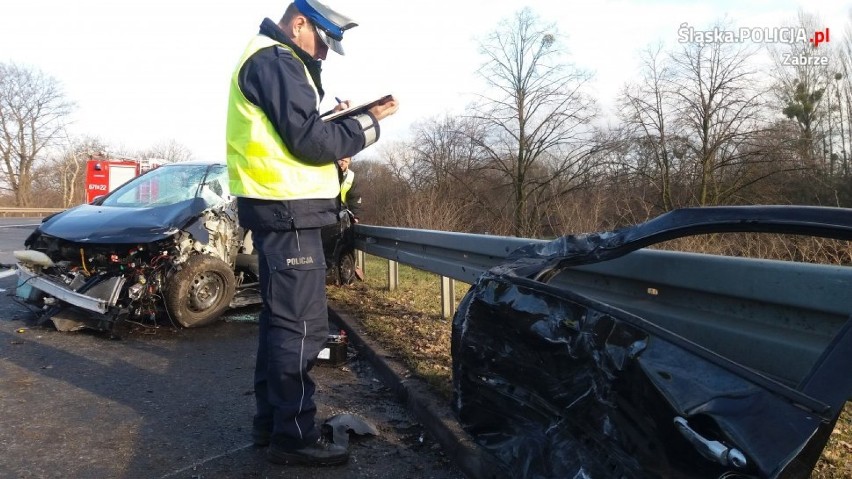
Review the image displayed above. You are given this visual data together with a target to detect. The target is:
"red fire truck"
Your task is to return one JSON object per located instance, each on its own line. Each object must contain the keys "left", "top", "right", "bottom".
{"left": 84, "top": 156, "right": 164, "bottom": 203}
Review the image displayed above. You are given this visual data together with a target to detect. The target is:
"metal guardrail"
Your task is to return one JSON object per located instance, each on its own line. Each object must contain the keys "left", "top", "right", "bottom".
{"left": 353, "top": 226, "right": 536, "bottom": 318}
{"left": 353, "top": 223, "right": 852, "bottom": 389}
{"left": 355, "top": 226, "right": 537, "bottom": 283}
{"left": 0, "top": 207, "right": 64, "bottom": 217}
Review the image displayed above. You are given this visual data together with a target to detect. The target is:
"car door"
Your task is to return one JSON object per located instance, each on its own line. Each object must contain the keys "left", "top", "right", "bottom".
{"left": 452, "top": 206, "right": 852, "bottom": 479}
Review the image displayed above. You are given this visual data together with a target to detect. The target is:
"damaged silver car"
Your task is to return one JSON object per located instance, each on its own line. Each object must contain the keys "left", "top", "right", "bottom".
{"left": 15, "top": 161, "right": 260, "bottom": 333}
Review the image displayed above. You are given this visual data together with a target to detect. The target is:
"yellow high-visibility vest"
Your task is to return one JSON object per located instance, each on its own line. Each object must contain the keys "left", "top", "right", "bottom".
{"left": 340, "top": 169, "right": 354, "bottom": 204}
{"left": 226, "top": 35, "right": 339, "bottom": 200}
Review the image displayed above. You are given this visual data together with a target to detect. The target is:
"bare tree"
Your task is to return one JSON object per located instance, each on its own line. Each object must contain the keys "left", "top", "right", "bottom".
{"left": 0, "top": 62, "right": 74, "bottom": 206}
{"left": 670, "top": 37, "right": 772, "bottom": 206}
{"left": 828, "top": 18, "right": 852, "bottom": 179}
{"left": 620, "top": 45, "right": 684, "bottom": 211}
{"left": 136, "top": 139, "right": 193, "bottom": 163}
{"left": 348, "top": 156, "right": 410, "bottom": 226}
{"left": 32, "top": 136, "right": 110, "bottom": 207}
{"left": 410, "top": 115, "right": 486, "bottom": 192}
{"left": 408, "top": 115, "right": 506, "bottom": 231}
{"left": 768, "top": 11, "right": 834, "bottom": 169}
{"left": 373, "top": 137, "right": 484, "bottom": 231}
{"left": 472, "top": 8, "right": 599, "bottom": 237}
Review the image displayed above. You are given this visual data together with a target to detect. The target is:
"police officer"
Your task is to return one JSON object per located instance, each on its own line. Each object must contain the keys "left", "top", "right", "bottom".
{"left": 225, "top": 0, "right": 398, "bottom": 466}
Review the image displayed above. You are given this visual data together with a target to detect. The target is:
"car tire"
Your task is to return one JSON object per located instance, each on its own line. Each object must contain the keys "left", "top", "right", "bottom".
{"left": 165, "top": 255, "right": 236, "bottom": 328}
{"left": 338, "top": 251, "right": 356, "bottom": 285}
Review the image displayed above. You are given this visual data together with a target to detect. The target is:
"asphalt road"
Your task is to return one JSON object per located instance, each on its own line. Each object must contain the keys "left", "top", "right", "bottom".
{"left": 0, "top": 217, "right": 41, "bottom": 265}
{"left": 0, "top": 219, "right": 464, "bottom": 479}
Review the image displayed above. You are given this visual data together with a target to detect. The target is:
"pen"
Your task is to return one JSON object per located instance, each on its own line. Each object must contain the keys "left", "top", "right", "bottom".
{"left": 335, "top": 96, "right": 343, "bottom": 105}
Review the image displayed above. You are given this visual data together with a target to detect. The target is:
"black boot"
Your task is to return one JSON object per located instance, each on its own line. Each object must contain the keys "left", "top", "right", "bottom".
{"left": 252, "top": 428, "right": 271, "bottom": 447}
{"left": 266, "top": 437, "right": 349, "bottom": 466}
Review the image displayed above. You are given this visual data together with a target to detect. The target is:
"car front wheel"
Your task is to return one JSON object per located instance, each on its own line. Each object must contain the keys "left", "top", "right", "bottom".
{"left": 165, "top": 255, "right": 236, "bottom": 328}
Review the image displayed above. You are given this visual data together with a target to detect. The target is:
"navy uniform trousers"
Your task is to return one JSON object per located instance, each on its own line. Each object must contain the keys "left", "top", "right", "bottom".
{"left": 251, "top": 227, "right": 328, "bottom": 449}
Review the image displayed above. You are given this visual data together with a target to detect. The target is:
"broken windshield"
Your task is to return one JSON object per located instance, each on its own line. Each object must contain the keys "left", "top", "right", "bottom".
{"left": 100, "top": 164, "right": 229, "bottom": 208}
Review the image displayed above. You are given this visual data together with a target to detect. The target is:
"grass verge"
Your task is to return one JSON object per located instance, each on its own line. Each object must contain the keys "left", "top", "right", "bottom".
{"left": 327, "top": 255, "right": 456, "bottom": 398}
{"left": 327, "top": 255, "right": 851, "bottom": 478}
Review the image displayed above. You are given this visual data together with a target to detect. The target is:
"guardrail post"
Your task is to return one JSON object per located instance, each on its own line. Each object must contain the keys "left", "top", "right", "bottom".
{"left": 356, "top": 250, "right": 365, "bottom": 276}
{"left": 441, "top": 276, "right": 455, "bottom": 319}
{"left": 387, "top": 260, "right": 399, "bottom": 291}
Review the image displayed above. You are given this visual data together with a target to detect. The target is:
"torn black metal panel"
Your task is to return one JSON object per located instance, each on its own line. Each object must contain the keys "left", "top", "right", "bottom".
{"left": 501, "top": 206, "right": 852, "bottom": 280}
{"left": 35, "top": 197, "right": 209, "bottom": 244}
{"left": 452, "top": 272, "right": 836, "bottom": 479}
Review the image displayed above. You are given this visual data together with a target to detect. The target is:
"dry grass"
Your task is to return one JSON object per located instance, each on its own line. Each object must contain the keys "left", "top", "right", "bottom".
{"left": 327, "top": 256, "right": 457, "bottom": 398}
{"left": 813, "top": 406, "right": 852, "bottom": 478}
{"left": 327, "top": 254, "right": 852, "bottom": 477}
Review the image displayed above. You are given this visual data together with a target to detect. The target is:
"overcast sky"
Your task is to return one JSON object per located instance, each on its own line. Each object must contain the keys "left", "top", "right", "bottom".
{"left": 1, "top": 0, "right": 849, "bottom": 161}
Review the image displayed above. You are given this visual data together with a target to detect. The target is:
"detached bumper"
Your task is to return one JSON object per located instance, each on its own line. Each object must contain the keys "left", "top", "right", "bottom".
{"left": 16, "top": 264, "right": 125, "bottom": 314}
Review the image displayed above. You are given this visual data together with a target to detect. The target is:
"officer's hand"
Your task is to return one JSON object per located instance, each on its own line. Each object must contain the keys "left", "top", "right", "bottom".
{"left": 333, "top": 100, "right": 350, "bottom": 113}
{"left": 368, "top": 96, "right": 399, "bottom": 121}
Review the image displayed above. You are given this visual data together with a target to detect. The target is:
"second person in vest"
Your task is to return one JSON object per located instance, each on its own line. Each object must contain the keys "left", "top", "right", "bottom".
{"left": 337, "top": 156, "right": 361, "bottom": 223}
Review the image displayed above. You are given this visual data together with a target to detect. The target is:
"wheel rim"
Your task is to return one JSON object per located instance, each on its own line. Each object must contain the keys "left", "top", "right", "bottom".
{"left": 188, "top": 271, "right": 225, "bottom": 312}
{"left": 340, "top": 254, "right": 355, "bottom": 284}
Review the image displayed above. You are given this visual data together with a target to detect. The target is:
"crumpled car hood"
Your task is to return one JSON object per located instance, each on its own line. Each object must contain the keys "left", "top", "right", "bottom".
{"left": 37, "top": 197, "right": 209, "bottom": 243}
